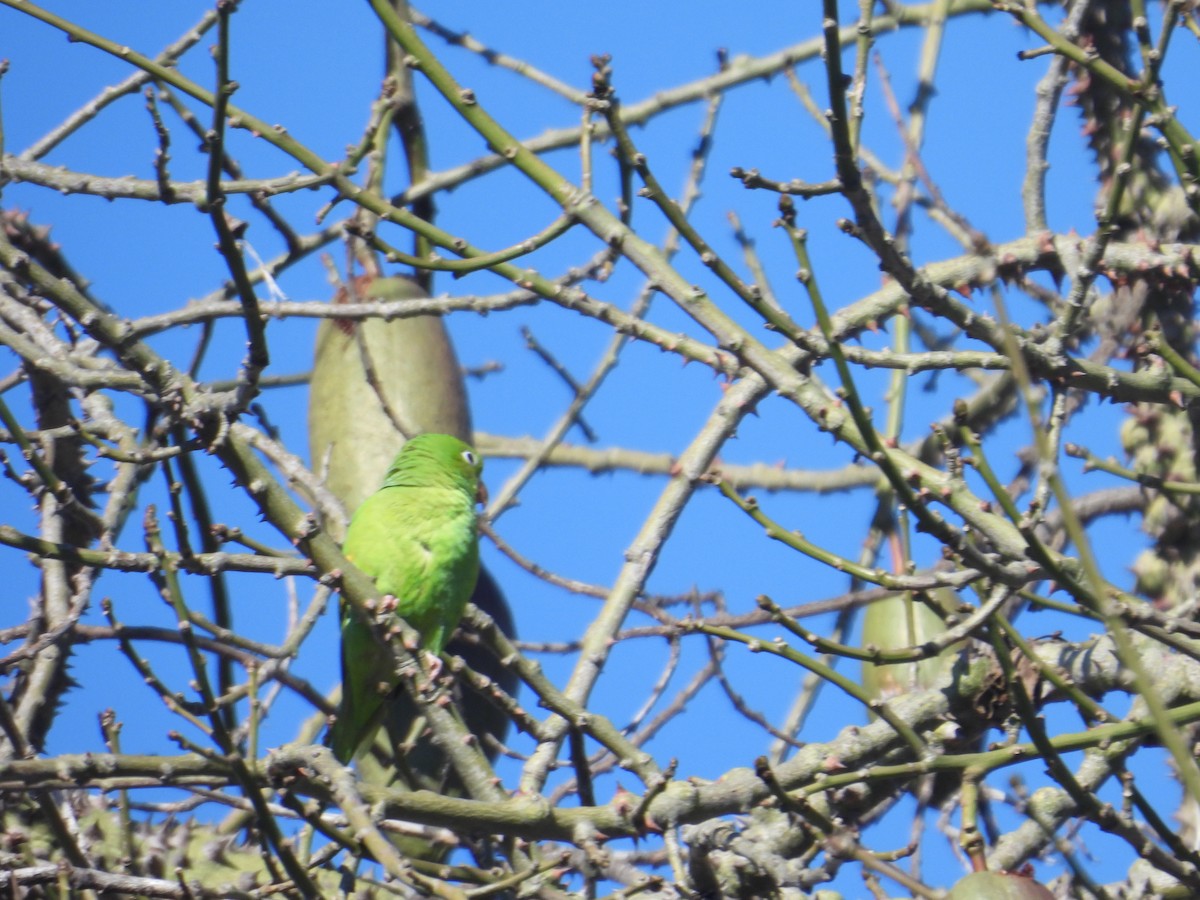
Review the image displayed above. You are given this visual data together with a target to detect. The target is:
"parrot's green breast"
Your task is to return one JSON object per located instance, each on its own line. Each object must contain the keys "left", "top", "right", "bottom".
{"left": 344, "top": 483, "right": 480, "bottom": 656}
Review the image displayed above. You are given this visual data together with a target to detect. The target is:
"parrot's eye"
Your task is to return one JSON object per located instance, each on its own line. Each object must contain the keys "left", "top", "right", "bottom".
{"left": 461, "top": 450, "right": 478, "bottom": 467}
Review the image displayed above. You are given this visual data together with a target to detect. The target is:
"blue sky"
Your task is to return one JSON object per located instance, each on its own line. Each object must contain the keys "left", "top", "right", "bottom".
{"left": 2, "top": 1, "right": 1191, "bottom": 894}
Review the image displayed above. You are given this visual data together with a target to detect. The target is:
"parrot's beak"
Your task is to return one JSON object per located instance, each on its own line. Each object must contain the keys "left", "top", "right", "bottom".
{"left": 476, "top": 481, "right": 489, "bottom": 507}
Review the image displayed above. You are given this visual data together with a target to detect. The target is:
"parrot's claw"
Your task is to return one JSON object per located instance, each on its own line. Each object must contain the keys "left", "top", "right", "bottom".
{"left": 424, "top": 651, "right": 444, "bottom": 680}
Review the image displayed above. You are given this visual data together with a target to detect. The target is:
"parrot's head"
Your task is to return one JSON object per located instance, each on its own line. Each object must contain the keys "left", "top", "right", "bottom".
{"left": 387, "top": 433, "right": 486, "bottom": 504}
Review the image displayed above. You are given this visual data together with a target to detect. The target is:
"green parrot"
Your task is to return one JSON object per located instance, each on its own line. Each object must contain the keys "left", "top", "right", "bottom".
{"left": 328, "top": 432, "right": 486, "bottom": 764}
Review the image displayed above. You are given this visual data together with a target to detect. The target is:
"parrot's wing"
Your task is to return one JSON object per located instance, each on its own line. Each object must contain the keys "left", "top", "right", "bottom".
{"left": 394, "top": 519, "right": 479, "bottom": 657}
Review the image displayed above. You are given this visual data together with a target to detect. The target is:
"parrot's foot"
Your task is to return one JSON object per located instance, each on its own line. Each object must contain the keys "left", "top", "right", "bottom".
{"left": 423, "top": 651, "right": 444, "bottom": 681}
